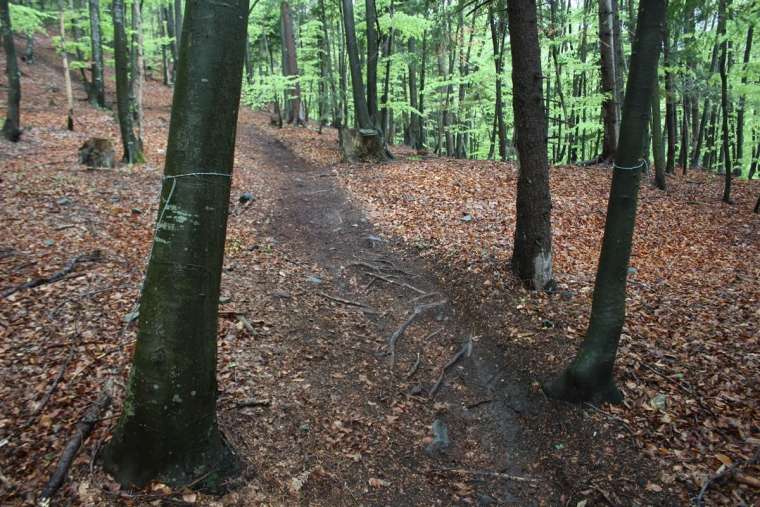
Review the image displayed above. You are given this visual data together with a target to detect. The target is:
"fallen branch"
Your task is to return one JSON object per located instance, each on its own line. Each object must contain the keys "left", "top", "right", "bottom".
{"left": 433, "top": 467, "right": 536, "bottom": 483}
{"left": 237, "top": 398, "right": 271, "bottom": 408}
{"left": 2, "top": 250, "right": 102, "bottom": 299}
{"left": 319, "top": 292, "right": 376, "bottom": 313}
{"left": 364, "top": 272, "right": 426, "bottom": 295}
{"left": 348, "top": 259, "right": 416, "bottom": 278}
{"left": 694, "top": 448, "right": 760, "bottom": 506}
{"left": 407, "top": 292, "right": 441, "bottom": 306}
{"left": 38, "top": 381, "right": 113, "bottom": 506}
{"left": 26, "top": 345, "right": 77, "bottom": 426}
{"left": 388, "top": 300, "right": 447, "bottom": 369}
{"left": 429, "top": 336, "right": 473, "bottom": 397}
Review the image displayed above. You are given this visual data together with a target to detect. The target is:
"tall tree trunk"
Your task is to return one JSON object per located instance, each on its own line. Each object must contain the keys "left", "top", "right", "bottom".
{"left": 164, "top": 5, "right": 178, "bottom": 84}
{"left": 1, "top": 0, "right": 21, "bottom": 141}
{"left": 735, "top": 25, "right": 753, "bottom": 172}
{"left": 598, "top": 0, "right": 619, "bottom": 160}
{"left": 59, "top": 6, "right": 75, "bottom": 131}
{"left": 407, "top": 37, "right": 420, "bottom": 149}
{"left": 419, "top": 30, "right": 427, "bottom": 147}
{"left": 339, "top": 0, "right": 386, "bottom": 161}
{"left": 112, "top": 0, "right": 143, "bottom": 163}
{"left": 318, "top": 0, "right": 340, "bottom": 127}
{"left": 719, "top": 0, "right": 732, "bottom": 203}
{"left": 341, "top": 0, "right": 370, "bottom": 129}
{"left": 663, "top": 18, "right": 676, "bottom": 174}
{"left": 545, "top": 0, "right": 664, "bottom": 403}
{"left": 651, "top": 82, "right": 666, "bottom": 190}
{"left": 507, "top": 0, "right": 553, "bottom": 290}
{"left": 263, "top": 33, "right": 282, "bottom": 127}
{"left": 365, "top": 0, "right": 379, "bottom": 125}
{"left": 489, "top": 3, "right": 507, "bottom": 161}
{"left": 280, "top": 1, "right": 303, "bottom": 125}
{"left": 160, "top": 10, "right": 170, "bottom": 86}
{"left": 101, "top": 0, "right": 249, "bottom": 488}
{"left": 88, "top": 0, "right": 106, "bottom": 105}
{"left": 379, "top": 11, "right": 393, "bottom": 140}
{"left": 692, "top": 39, "right": 720, "bottom": 167}
{"left": 679, "top": 95, "right": 689, "bottom": 173}
{"left": 130, "top": 0, "right": 144, "bottom": 150}
{"left": 23, "top": 0, "right": 34, "bottom": 63}
{"left": 174, "top": 0, "right": 183, "bottom": 49}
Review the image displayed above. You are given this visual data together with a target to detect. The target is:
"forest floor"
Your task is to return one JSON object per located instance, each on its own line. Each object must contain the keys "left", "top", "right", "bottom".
{"left": 1, "top": 36, "right": 758, "bottom": 506}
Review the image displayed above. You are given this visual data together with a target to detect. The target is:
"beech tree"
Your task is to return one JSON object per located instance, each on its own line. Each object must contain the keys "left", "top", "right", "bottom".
{"left": 280, "top": 1, "right": 303, "bottom": 124}
{"left": 112, "top": 0, "right": 143, "bottom": 163}
{"left": 88, "top": 0, "right": 105, "bottom": 107}
{"left": 598, "top": 0, "right": 620, "bottom": 161}
{"left": 58, "top": 3, "right": 74, "bottom": 131}
{"left": 1, "top": 0, "right": 21, "bottom": 142}
{"left": 101, "top": 0, "right": 250, "bottom": 488}
{"left": 339, "top": 0, "right": 387, "bottom": 161}
{"left": 544, "top": 0, "right": 665, "bottom": 403}
{"left": 507, "top": 0, "right": 553, "bottom": 290}
{"left": 718, "top": 0, "right": 732, "bottom": 203}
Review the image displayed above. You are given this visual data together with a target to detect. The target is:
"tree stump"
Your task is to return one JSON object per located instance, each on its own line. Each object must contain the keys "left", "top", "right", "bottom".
{"left": 78, "top": 138, "right": 115, "bottom": 168}
{"left": 339, "top": 128, "right": 388, "bottom": 163}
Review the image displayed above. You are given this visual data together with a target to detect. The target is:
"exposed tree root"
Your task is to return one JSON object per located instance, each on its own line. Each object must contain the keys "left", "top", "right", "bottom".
{"left": 388, "top": 300, "right": 447, "bottom": 369}
{"left": 429, "top": 336, "right": 474, "bottom": 397}
{"left": 1, "top": 250, "right": 102, "bottom": 299}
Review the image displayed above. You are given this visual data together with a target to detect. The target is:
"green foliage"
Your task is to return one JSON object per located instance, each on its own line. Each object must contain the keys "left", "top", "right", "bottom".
{"left": 9, "top": 4, "right": 52, "bottom": 36}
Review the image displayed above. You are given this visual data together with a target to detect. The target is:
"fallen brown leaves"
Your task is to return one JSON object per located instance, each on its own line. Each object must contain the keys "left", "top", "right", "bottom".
{"left": 339, "top": 158, "right": 759, "bottom": 504}
{"left": 261, "top": 122, "right": 758, "bottom": 504}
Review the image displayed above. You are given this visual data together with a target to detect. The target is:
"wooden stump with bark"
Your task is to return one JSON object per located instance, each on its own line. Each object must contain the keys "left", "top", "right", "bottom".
{"left": 78, "top": 138, "right": 116, "bottom": 168}
{"left": 339, "top": 128, "right": 387, "bottom": 163}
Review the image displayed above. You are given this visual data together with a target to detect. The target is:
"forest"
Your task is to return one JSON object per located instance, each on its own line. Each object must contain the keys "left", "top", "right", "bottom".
{"left": 0, "top": 0, "right": 758, "bottom": 505}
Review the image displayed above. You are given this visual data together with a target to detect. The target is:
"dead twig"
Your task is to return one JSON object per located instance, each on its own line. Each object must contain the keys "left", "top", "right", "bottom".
{"left": 1, "top": 250, "right": 102, "bottom": 299}
{"left": 429, "top": 336, "right": 474, "bottom": 397}
{"left": 694, "top": 448, "right": 760, "bottom": 506}
{"left": 26, "top": 345, "right": 78, "bottom": 425}
{"left": 407, "top": 292, "right": 441, "bottom": 306}
{"left": 388, "top": 300, "right": 447, "bottom": 369}
{"left": 583, "top": 402, "right": 637, "bottom": 438}
{"left": 319, "top": 292, "right": 376, "bottom": 313}
{"left": 236, "top": 398, "right": 271, "bottom": 408}
{"left": 38, "top": 381, "right": 113, "bottom": 506}
{"left": 364, "top": 272, "right": 426, "bottom": 295}
{"left": 433, "top": 467, "right": 536, "bottom": 483}
{"left": 348, "top": 259, "right": 416, "bottom": 278}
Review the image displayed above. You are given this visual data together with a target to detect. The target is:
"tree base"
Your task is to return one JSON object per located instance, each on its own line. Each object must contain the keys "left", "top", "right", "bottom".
{"left": 2, "top": 121, "right": 21, "bottom": 143}
{"left": 101, "top": 424, "right": 239, "bottom": 492}
{"left": 339, "top": 128, "right": 388, "bottom": 163}
{"left": 543, "top": 368, "right": 624, "bottom": 405}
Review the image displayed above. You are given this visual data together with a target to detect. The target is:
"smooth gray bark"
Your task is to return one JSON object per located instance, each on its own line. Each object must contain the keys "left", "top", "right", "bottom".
{"left": 544, "top": 0, "right": 664, "bottom": 404}
{"left": 102, "top": 0, "right": 250, "bottom": 489}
